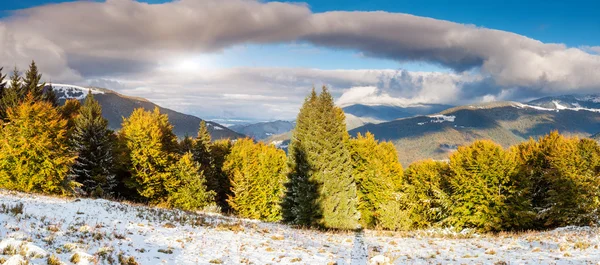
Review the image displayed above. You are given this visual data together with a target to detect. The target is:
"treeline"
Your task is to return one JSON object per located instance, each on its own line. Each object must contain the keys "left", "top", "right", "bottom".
{"left": 1, "top": 62, "right": 600, "bottom": 232}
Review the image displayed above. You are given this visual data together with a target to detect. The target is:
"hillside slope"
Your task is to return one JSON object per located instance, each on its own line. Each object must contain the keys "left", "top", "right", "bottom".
{"left": 2, "top": 190, "right": 600, "bottom": 264}
{"left": 350, "top": 101, "right": 600, "bottom": 165}
{"left": 230, "top": 120, "right": 295, "bottom": 140}
{"left": 52, "top": 84, "right": 244, "bottom": 139}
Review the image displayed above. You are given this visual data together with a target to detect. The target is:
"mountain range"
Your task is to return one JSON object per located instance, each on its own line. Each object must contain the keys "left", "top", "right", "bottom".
{"left": 350, "top": 98, "right": 600, "bottom": 165}
{"left": 229, "top": 120, "right": 295, "bottom": 140}
{"left": 52, "top": 84, "right": 244, "bottom": 140}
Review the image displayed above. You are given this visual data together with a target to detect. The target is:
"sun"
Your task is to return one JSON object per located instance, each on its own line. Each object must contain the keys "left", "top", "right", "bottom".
{"left": 170, "top": 55, "right": 215, "bottom": 72}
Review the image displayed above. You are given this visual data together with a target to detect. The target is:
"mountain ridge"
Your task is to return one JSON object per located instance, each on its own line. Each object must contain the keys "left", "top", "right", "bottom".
{"left": 52, "top": 84, "right": 244, "bottom": 140}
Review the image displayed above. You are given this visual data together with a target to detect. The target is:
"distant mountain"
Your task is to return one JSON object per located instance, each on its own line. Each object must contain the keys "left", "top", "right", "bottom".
{"left": 592, "top": 132, "right": 600, "bottom": 143}
{"left": 51, "top": 84, "right": 244, "bottom": 139}
{"left": 342, "top": 103, "right": 453, "bottom": 121}
{"left": 527, "top": 95, "right": 600, "bottom": 110}
{"left": 350, "top": 100, "right": 600, "bottom": 166}
{"left": 229, "top": 120, "right": 295, "bottom": 140}
{"left": 264, "top": 103, "right": 453, "bottom": 146}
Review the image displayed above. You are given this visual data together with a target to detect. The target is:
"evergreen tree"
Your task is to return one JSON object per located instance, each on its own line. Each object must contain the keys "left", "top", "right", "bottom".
{"left": 21, "top": 61, "right": 45, "bottom": 101}
{"left": 282, "top": 89, "right": 322, "bottom": 226}
{"left": 0, "top": 95, "right": 75, "bottom": 195}
{"left": 192, "top": 121, "right": 217, "bottom": 195}
{"left": 349, "top": 132, "right": 403, "bottom": 229}
{"left": 402, "top": 160, "right": 451, "bottom": 229}
{"left": 179, "top": 135, "right": 195, "bottom": 154}
{"left": 0, "top": 67, "right": 6, "bottom": 101}
{"left": 447, "top": 140, "right": 533, "bottom": 232}
{"left": 60, "top": 99, "right": 82, "bottom": 134}
{"left": 224, "top": 138, "right": 287, "bottom": 221}
{"left": 0, "top": 68, "right": 21, "bottom": 120}
{"left": 70, "top": 92, "right": 116, "bottom": 197}
{"left": 119, "top": 107, "right": 179, "bottom": 204}
{"left": 283, "top": 87, "right": 358, "bottom": 230}
{"left": 210, "top": 139, "right": 233, "bottom": 211}
{"left": 166, "top": 152, "right": 215, "bottom": 211}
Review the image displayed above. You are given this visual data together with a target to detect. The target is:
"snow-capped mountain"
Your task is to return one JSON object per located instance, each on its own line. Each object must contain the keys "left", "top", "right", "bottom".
{"left": 50, "top": 84, "right": 243, "bottom": 139}
{"left": 527, "top": 94, "right": 600, "bottom": 112}
{"left": 49, "top": 83, "right": 105, "bottom": 101}
{"left": 350, "top": 99, "right": 600, "bottom": 165}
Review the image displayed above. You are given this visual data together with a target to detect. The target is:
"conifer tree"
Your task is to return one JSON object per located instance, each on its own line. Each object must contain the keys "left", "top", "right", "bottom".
{"left": 60, "top": 99, "right": 82, "bottom": 134}
{"left": 447, "top": 140, "right": 533, "bottom": 232}
{"left": 0, "top": 96, "right": 75, "bottom": 195}
{"left": 0, "top": 67, "right": 6, "bottom": 100}
{"left": 283, "top": 87, "right": 358, "bottom": 229}
{"left": 70, "top": 92, "right": 116, "bottom": 197}
{"left": 525, "top": 134, "right": 600, "bottom": 227}
{"left": 224, "top": 138, "right": 287, "bottom": 221}
{"left": 210, "top": 139, "right": 233, "bottom": 211}
{"left": 21, "top": 61, "right": 45, "bottom": 100}
{"left": 402, "top": 160, "right": 451, "bottom": 229}
{"left": 179, "top": 135, "right": 195, "bottom": 154}
{"left": 0, "top": 68, "right": 21, "bottom": 120}
{"left": 349, "top": 132, "right": 403, "bottom": 228}
{"left": 282, "top": 89, "right": 319, "bottom": 226}
{"left": 119, "top": 107, "right": 179, "bottom": 204}
{"left": 193, "top": 121, "right": 217, "bottom": 193}
{"left": 166, "top": 153, "right": 215, "bottom": 211}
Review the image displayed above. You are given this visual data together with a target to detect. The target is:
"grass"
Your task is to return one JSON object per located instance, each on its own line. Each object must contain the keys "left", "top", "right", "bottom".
{"left": 47, "top": 255, "right": 61, "bottom": 265}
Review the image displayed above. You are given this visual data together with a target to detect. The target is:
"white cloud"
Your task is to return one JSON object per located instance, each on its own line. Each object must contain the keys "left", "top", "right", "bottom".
{"left": 1, "top": 0, "right": 600, "bottom": 120}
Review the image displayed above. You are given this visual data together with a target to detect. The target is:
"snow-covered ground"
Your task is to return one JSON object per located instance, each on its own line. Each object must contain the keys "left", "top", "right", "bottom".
{"left": 2, "top": 190, "right": 600, "bottom": 265}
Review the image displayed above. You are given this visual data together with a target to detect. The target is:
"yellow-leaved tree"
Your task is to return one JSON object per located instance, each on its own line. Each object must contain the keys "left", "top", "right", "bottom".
{"left": 0, "top": 95, "right": 76, "bottom": 195}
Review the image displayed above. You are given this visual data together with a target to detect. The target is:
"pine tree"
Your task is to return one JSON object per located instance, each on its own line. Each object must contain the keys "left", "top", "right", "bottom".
{"left": 0, "top": 68, "right": 21, "bottom": 120}
{"left": 349, "top": 132, "right": 403, "bottom": 229}
{"left": 70, "top": 92, "right": 116, "bottom": 197}
{"left": 534, "top": 134, "right": 600, "bottom": 227}
{"left": 192, "top": 121, "right": 217, "bottom": 194}
{"left": 402, "top": 160, "right": 451, "bottom": 229}
{"left": 21, "top": 61, "right": 45, "bottom": 101}
{"left": 0, "top": 95, "right": 76, "bottom": 195}
{"left": 119, "top": 107, "right": 179, "bottom": 204}
{"left": 447, "top": 140, "right": 533, "bottom": 232}
{"left": 166, "top": 152, "right": 215, "bottom": 211}
{"left": 282, "top": 89, "right": 321, "bottom": 226}
{"left": 0, "top": 67, "right": 6, "bottom": 101}
{"left": 283, "top": 87, "right": 358, "bottom": 230}
{"left": 224, "top": 138, "right": 287, "bottom": 221}
{"left": 210, "top": 139, "right": 233, "bottom": 211}
{"left": 179, "top": 135, "right": 195, "bottom": 154}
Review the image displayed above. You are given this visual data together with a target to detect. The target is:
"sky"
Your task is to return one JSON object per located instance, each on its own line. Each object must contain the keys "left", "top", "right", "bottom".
{"left": 1, "top": 0, "right": 600, "bottom": 121}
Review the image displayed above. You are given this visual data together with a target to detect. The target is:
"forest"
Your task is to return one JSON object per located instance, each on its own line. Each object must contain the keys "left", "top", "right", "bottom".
{"left": 1, "top": 61, "right": 600, "bottom": 233}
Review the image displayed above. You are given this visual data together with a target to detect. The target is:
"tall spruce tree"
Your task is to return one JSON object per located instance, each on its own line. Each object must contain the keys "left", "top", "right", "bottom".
{"left": 349, "top": 132, "right": 404, "bottom": 229}
{"left": 21, "top": 61, "right": 46, "bottom": 100}
{"left": 192, "top": 121, "right": 216, "bottom": 192}
{"left": 283, "top": 87, "right": 358, "bottom": 230}
{"left": 70, "top": 92, "right": 116, "bottom": 197}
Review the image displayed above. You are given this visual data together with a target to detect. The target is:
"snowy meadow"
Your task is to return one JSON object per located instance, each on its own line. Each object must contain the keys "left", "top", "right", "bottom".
{"left": 1, "top": 190, "right": 600, "bottom": 265}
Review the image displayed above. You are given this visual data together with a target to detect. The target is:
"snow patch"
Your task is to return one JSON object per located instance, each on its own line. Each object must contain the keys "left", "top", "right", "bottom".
{"left": 50, "top": 84, "right": 104, "bottom": 100}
